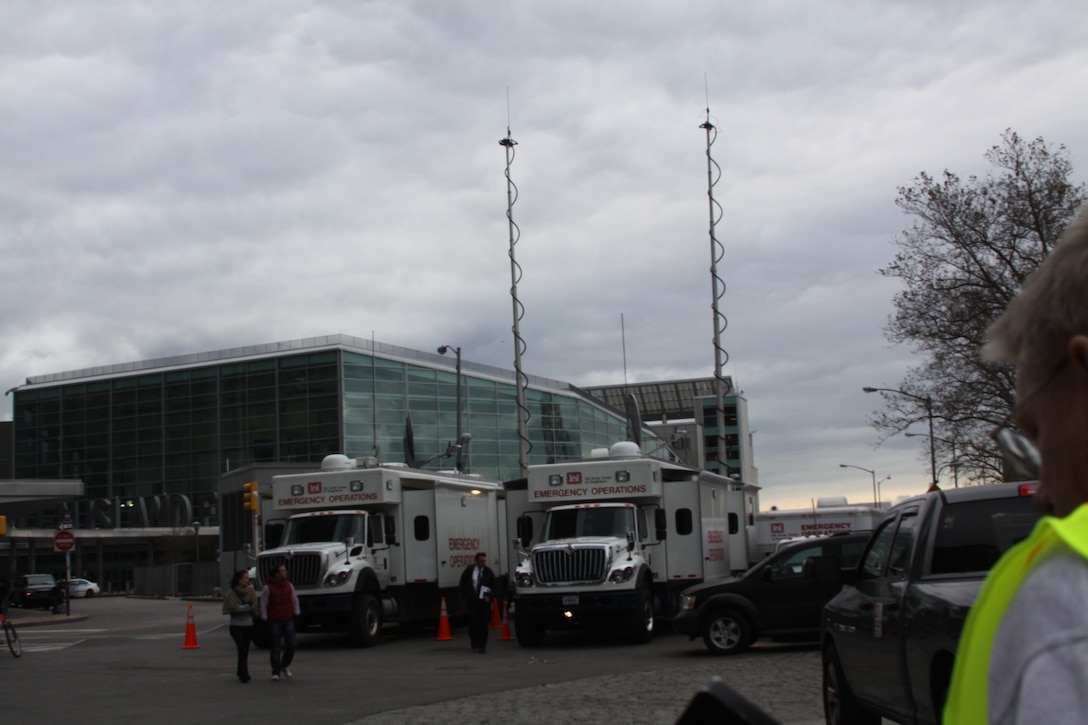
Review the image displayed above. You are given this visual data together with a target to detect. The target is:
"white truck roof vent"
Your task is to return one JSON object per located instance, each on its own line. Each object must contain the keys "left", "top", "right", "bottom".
{"left": 589, "top": 447, "right": 611, "bottom": 458}
{"left": 608, "top": 441, "right": 642, "bottom": 458}
{"left": 321, "top": 454, "right": 356, "bottom": 471}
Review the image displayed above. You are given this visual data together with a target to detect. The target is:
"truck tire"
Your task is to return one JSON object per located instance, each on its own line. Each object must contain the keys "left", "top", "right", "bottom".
{"left": 823, "top": 644, "right": 879, "bottom": 725}
{"left": 515, "top": 611, "right": 546, "bottom": 647}
{"left": 701, "top": 608, "right": 752, "bottom": 655}
{"left": 349, "top": 593, "right": 382, "bottom": 648}
{"left": 628, "top": 585, "right": 655, "bottom": 644}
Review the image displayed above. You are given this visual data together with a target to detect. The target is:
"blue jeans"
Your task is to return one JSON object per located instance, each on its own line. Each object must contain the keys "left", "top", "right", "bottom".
{"left": 268, "top": 619, "right": 296, "bottom": 675}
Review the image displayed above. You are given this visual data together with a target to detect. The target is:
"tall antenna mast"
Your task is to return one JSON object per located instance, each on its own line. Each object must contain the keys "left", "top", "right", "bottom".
{"left": 621, "top": 313, "right": 629, "bottom": 388}
{"left": 700, "top": 79, "right": 731, "bottom": 476}
{"left": 500, "top": 94, "right": 531, "bottom": 477}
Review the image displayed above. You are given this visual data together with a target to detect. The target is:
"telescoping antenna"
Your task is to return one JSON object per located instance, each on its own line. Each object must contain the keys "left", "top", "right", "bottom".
{"left": 701, "top": 84, "right": 732, "bottom": 477}
{"left": 500, "top": 102, "right": 531, "bottom": 477}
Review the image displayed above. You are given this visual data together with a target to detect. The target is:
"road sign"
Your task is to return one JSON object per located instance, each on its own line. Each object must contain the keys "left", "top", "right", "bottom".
{"left": 54, "top": 529, "right": 75, "bottom": 552}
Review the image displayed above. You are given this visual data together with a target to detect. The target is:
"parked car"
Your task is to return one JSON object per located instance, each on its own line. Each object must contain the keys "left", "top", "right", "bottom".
{"left": 67, "top": 578, "right": 101, "bottom": 598}
{"left": 814, "top": 481, "right": 1040, "bottom": 724}
{"left": 673, "top": 530, "right": 870, "bottom": 654}
{"left": 16, "top": 573, "right": 58, "bottom": 609}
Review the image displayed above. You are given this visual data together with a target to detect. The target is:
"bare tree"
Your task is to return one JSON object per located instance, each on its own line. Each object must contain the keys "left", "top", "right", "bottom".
{"left": 873, "top": 130, "right": 1085, "bottom": 484}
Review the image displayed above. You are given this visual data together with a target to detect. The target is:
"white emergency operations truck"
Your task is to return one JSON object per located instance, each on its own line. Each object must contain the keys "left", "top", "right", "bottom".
{"left": 506, "top": 441, "right": 754, "bottom": 647}
{"left": 753, "top": 503, "right": 880, "bottom": 559}
{"left": 254, "top": 454, "right": 505, "bottom": 647}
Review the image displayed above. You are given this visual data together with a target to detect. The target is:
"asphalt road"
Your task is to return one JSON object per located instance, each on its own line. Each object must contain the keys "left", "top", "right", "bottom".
{"left": 4, "top": 597, "right": 827, "bottom": 724}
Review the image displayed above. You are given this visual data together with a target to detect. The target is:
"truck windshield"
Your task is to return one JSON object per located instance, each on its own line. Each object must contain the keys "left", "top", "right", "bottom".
{"left": 543, "top": 507, "right": 634, "bottom": 541}
{"left": 283, "top": 514, "right": 365, "bottom": 545}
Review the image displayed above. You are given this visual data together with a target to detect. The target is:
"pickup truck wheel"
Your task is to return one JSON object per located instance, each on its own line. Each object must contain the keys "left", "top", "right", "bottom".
{"left": 823, "top": 644, "right": 879, "bottom": 725}
{"left": 701, "top": 609, "right": 751, "bottom": 655}
{"left": 349, "top": 593, "right": 381, "bottom": 648}
{"left": 515, "top": 612, "right": 546, "bottom": 647}
{"left": 628, "top": 586, "right": 655, "bottom": 644}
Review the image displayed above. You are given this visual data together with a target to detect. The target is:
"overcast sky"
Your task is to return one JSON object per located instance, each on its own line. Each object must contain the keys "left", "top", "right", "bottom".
{"left": 3, "top": 1, "right": 1086, "bottom": 509}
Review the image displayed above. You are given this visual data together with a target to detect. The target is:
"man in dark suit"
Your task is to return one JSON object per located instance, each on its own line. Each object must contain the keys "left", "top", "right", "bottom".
{"left": 459, "top": 551, "right": 496, "bottom": 653}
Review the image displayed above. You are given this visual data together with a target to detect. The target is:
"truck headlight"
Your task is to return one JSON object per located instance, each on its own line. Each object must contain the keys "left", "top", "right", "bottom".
{"left": 323, "top": 570, "right": 352, "bottom": 587}
{"left": 608, "top": 566, "right": 635, "bottom": 583}
{"left": 515, "top": 572, "right": 534, "bottom": 588}
{"left": 679, "top": 595, "right": 696, "bottom": 611}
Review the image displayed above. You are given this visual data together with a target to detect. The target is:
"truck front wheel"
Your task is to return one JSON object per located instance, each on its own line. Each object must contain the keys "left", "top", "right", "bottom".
{"left": 628, "top": 585, "right": 655, "bottom": 644}
{"left": 702, "top": 609, "right": 752, "bottom": 655}
{"left": 823, "top": 644, "right": 879, "bottom": 725}
{"left": 349, "top": 593, "right": 381, "bottom": 648}
{"left": 515, "top": 611, "right": 546, "bottom": 647}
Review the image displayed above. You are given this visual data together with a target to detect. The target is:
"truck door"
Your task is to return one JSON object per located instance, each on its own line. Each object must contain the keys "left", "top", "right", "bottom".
{"left": 403, "top": 490, "right": 437, "bottom": 584}
{"left": 367, "top": 513, "right": 392, "bottom": 590}
{"left": 839, "top": 507, "right": 919, "bottom": 719}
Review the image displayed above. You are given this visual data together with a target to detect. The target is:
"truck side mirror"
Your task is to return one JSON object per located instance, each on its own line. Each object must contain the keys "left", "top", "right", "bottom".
{"left": 626, "top": 531, "right": 636, "bottom": 552}
{"left": 654, "top": 509, "right": 667, "bottom": 541}
{"left": 517, "top": 516, "right": 534, "bottom": 547}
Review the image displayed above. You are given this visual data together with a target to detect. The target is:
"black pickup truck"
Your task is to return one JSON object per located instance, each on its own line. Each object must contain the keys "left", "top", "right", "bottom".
{"left": 811, "top": 481, "right": 1040, "bottom": 725}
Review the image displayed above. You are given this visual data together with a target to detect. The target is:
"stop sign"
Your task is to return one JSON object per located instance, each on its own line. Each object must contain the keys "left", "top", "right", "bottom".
{"left": 54, "top": 530, "right": 75, "bottom": 552}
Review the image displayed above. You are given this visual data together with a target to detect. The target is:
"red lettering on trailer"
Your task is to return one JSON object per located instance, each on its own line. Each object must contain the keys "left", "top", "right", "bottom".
{"left": 308, "top": 481, "right": 322, "bottom": 494}
{"left": 771, "top": 523, "right": 785, "bottom": 534}
{"left": 707, "top": 530, "right": 723, "bottom": 543}
{"left": 567, "top": 472, "right": 583, "bottom": 485}
{"left": 707, "top": 548, "right": 726, "bottom": 561}
{"left": 449, "top": 554, "right": 476, "bottom": 568}
{"left": 449, "top": 537, "right": 481, "bottom": 550}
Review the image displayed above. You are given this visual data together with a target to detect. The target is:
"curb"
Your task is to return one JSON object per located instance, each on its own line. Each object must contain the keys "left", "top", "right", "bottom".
{"left": 7, "top": 612, "right": 90, "bottom": 628}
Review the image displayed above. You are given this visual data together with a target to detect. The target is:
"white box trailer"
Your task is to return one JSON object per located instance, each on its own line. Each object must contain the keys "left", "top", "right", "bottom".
{"left": 507, "top": 442, "right": 755, "bottom": 646}
{"left": 254, "top": 454, "right": 505, "bottom": 647}
{"left": 753, "top": 505, "right": 880, "bottom": 559}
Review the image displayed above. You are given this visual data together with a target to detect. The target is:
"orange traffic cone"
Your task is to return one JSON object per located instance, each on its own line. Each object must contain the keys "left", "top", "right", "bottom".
{"left": 435, "top": 596, "right": 454, "bottom": 641}
{"left": 181, "top": 603, "right": 200, "bottom": 649}
{"left": 490, "top": 596, "right": 502, "bottom": 629}
{"left": 499, "top": 602, "right": 514, "bottom": 641}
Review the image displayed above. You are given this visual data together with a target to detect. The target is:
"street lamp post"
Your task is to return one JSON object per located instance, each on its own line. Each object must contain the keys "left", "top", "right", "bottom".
{"left": 906, "top": 432, "right": 959, "bottom": 488}
{"left": 839, "top": 463, "right": 877, "bottom": 506}
{"left": 437, "top": 345, "right": 464, "bottom": 473}
{"left": 863, "top": 387, "right": 938, "bottom": 489}
{"left": 877, "top": 475, "right": 891, "bottom": 508}
{"left": 192, "top": 520, "right": 201, "bottom": 564}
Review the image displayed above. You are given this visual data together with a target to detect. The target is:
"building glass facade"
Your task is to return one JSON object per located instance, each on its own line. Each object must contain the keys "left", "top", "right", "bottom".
{"left": 11, "top": 335, "right": 638, "bottom": 528}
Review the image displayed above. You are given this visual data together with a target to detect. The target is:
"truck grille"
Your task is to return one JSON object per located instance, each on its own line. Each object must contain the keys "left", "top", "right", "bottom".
{"left": 258, "top": 553, "right": 323, "bottom": 587}
{"left": 533, "top": 547, "right": 607, "bottom": 584}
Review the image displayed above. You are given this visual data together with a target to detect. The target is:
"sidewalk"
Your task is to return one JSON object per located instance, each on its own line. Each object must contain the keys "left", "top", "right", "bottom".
{"left": 6, "top": 607, "right": 89, "bottom": 627}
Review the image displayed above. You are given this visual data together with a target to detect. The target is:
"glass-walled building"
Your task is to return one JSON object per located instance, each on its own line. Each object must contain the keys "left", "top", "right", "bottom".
{"left": 10, "top": 335, "right": 649, "bottom": 529}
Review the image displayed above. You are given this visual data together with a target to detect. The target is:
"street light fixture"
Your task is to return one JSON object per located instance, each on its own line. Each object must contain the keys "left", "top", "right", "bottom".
{"left": 863, "top": 387, "right": 938, "bottom": 489}
{"left": 839, "top": 463, "right": 877, "bottom": 506}
{"left": 437, "top": 345, "right": 465, "bottom": 473}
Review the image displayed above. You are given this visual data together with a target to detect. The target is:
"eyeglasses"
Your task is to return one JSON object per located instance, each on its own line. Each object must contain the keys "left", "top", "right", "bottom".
{"left": 990, "top": 356, "right": 1069, "bottom": 480}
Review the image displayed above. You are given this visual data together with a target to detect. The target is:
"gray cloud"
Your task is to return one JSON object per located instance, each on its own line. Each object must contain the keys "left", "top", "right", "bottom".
{"left": 2, "top": 0, "right": 1086, "bottom": 509}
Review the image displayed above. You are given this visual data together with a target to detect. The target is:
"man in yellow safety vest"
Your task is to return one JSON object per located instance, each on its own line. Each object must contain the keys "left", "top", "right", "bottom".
{"left": 944, "top": 209, "right": 1088, "bottom": 724}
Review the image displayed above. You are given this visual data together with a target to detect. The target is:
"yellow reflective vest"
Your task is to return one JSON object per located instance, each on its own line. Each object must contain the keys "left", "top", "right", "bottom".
{"left": 944, "top": 503, "right": 1088, "bottom": 723}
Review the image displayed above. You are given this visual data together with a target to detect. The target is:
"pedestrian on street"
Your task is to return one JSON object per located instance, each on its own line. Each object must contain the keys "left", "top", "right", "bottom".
{"left": 259, "top": 563, "right": 300, "bottom": 680}
{"left": 945, "top": 209, "right": 1088, "bottom": 724}
{"left": 222, "top": 569, "right": 259, "bottom": 683}
{"left": 459, "top": 551, "right": 495, "bottom": 654}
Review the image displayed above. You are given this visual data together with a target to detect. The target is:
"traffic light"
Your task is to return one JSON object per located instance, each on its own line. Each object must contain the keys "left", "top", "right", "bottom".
{"left": 243, "top": 481, "right": 259, "bottom": 514}
{"left": 0, "top": 515, "right": 6, "bottom": 536}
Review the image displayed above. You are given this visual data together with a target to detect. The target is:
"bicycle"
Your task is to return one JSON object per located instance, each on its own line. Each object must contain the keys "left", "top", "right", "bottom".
{"left": 0, "top": 610, "right": 22, "bottom": 658}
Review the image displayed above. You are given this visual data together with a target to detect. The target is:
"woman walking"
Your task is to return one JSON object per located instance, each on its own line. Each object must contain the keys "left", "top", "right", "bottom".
{"left": 222, "top": 569, "right": 259, "bottom": 683}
